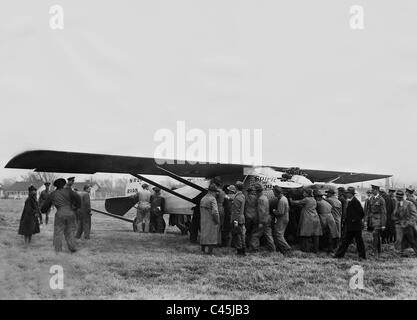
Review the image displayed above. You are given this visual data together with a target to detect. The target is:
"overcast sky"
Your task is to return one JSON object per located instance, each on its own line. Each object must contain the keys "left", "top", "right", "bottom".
{"left": 1, "top": 1, "right": 417, "bottom": 186}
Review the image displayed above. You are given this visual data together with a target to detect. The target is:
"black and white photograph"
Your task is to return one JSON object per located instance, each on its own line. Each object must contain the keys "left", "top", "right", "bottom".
{"left": 1, "top": 0, "right": 417, "bottom": 305}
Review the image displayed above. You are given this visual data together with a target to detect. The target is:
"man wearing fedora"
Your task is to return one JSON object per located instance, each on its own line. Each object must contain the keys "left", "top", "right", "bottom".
{"left": 325, "top": 188, "right": 342, "bottom": 246}
{"left": 392, "top": 190, "right": 417, "bottom": 256}
{"left": 334, "top": 187, "right": 366, "bottom": 259}
{"left": 365, "top": 184, "right": 387, "bottom": 257}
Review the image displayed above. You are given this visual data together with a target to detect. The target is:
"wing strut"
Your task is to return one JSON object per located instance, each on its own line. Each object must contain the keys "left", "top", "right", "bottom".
{"left": 130, "top": 173, "right": 198, "bottom": 204}
{"left": 156, "top": 166, "right": 207, "bottom": 192}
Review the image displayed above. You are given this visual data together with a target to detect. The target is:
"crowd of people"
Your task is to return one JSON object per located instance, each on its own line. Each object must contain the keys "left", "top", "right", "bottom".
{"left": 18, "top": 177, "right": 92, "bottom": 252}
{"left": 190, "top": 180, "right": 417, "bottom": 259}
{"left": 17, "top": 176, "right": 417, "bottom": 259}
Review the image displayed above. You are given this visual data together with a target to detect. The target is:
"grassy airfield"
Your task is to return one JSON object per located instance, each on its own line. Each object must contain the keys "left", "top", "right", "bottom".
{"left": 1, "top": 199, "right": 416, "bottom": 300}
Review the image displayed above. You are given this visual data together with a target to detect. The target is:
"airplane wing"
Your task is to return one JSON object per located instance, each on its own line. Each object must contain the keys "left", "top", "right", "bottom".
{"left": 5, "top": 150, "right": 392, "bottom": 184}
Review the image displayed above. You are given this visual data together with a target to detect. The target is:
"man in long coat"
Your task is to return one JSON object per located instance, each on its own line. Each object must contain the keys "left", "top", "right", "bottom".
{"left": 392, "top": 190, "right": 417, "bottom": 256}
{"left": 200, "top": 183, "right": 220, "bottom": 254}
{"left": 290, "top": 188, "right": 322, "bottom": 253}
{"left": 315, "top": 190, "right": 338, "bottom": 253}
{"left": 325, "top": 188, "right": 342, "bottom": 245}
{"left": 18, "top": 185, "right": 41, "bottom": 244}
{"left": 230, "top": 182, "right": 246, "bottom": 255}
{"left": 334, "top": 187, "right": 366, "bottom": 259}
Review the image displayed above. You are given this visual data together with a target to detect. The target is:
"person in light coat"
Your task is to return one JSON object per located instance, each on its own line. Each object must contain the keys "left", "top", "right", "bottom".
{"left": 290, "top": 188, "right": 322, "bottom": 253}
{"left": 200, "top": 183, "right": 220, "bottom": 255}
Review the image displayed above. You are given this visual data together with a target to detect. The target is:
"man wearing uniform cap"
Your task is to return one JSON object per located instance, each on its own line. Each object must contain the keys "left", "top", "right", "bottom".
{"left": 249, "top": 183, "right": 276, "bottom": 252}
{"left": 380, "top": 188, "right": 394, "bottom": 244}
{"left": 387, "top": 188, "right": 397, "bottom": 243}
{"left": 334, "top": 187, "right": 366, "bottom": 259}
{"left": 365, "top": 184, "right": 387, "bottom": 257}
{"left": 75, "top": 185, "right": 92, "bottom": 240}
{"left": 392, "top": 190, "right": 417, "bottom": 256}
{"left": 66, "top": 177, "right": 75, "bottom": 190}
{"left": 230, "top": 182, "right": 246, "bottom": 255}
{"left": 38, "top": 182, "right": 51, "bottom": 225}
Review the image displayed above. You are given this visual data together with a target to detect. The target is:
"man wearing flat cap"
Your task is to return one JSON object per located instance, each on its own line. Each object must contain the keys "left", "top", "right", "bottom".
{"left": 392, "top": 190, "right": 417, "bottom": 256}
{"left": 365, "top": 184, "right": 387, "bottom": 257}
{"left": 334, "top": 187, "right": 366, "bottom": 259}
{"left": 249, "top": 183, "right": 276, "bottom": 252}
{"left": 38, "top": 182, "right": 51, "bottom": 225}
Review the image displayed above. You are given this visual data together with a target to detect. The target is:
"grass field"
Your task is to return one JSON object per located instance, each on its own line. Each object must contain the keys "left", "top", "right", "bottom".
{"left": 1, "top": 199, "right": 416, "bottom": 300}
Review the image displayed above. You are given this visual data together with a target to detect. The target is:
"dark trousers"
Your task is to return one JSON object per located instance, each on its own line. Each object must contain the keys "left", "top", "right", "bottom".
{"left": 190, "top": 210, "right": 200, "bottom": 243}
{"left": 245, "top": 218, "right": 256, "bottom": 248}
{"left": 231, "top": 224, "right": 245, "bottom": 250}
{"left": 401, "top": 225, "right": 417, "bottom": 254}
{"left": 75, "top": 213, "right": 91, "bottom": 239}
{"left": 335, "top": 230, "right": 366, "bottom": 259}
{"left": 372, "top": 229, "right": 382, "bottom": 254}
{"left": 300, "top": 236, "right": 320, "bottom": 253}
{"left": 54, "top": 213, "right": 77, "bottom": 252}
